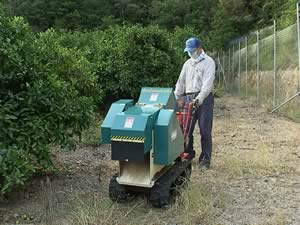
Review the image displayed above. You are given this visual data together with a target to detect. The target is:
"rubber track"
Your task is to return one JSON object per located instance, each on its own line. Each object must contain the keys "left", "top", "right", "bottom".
{"left": 149, "top": 160, "right": 192, "bottom": 208}
{"left": 109, "top": 174, "right": 135, "bottom": 203}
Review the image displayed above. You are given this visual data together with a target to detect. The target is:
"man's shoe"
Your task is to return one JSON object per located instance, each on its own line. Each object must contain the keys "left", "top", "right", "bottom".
{"left": 198, "top": 159, "right": 210, "bottom": 170}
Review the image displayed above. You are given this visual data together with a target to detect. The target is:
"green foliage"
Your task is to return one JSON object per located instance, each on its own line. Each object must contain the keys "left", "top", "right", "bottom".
{"left": 94, "top": 26, "right": 179, "bottom": 101}
{"left": 219, "top": 0, "right": 297, "bottom": 32}
{"left": 277, "top": 0, "right": 297, "bottom": 29}
{"left": 0, "top": 2, "right": 5, "bottom": 15}
{"left": 168, "top": 26, "right": 201, "bottom": 71}
{"left": 210, "top": 7, "right": 237, "bottom": 50}
{"left": 149, "top": 0, "right": 218, "bottom": 32}
{"left": 0, "top": 0, "right": 222, "bottom": 48}
{"left": 80, "top": 115, "right": 102, "bottom": 145}
{"left": 1, "top": 0, "right": 299, "bottom": 51}
{"left": 213, "top": 83, "right": 225, "bottom": 98}
{"left": 149, "top": 0, "right": 192, "bottom": 30}
{"left": 0, "top": 0, "right": 114, "bottom": 31}
{"left": 113, "top": 0, "right": 152, "bottom": 25}
{"left": 0, "top": 16, "right": 97, "bottom": 194}
{"left": 169, "top": 26, "right": 201, "bottom": 52}
{"left": 35, "top": 29, "right": 101, "bottom": 102}
{"left": 57, "top": 26, "right": 181, "bottom": 103}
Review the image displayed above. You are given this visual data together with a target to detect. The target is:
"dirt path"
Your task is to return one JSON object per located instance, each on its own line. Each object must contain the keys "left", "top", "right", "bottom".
{"left": 0, "top": 95, "right": 299, "bottom": 225}
{"left": 212, "top": 96, "right": 300, "bottom": 225}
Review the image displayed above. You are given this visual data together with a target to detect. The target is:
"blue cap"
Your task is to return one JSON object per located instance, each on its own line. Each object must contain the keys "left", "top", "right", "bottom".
{"left": 184, "top": 37, "right": 202, "bottom": 53}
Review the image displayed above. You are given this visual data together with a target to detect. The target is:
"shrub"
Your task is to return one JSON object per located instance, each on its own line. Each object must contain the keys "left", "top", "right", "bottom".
{"left": 0, "top": 16, "right": 97, "bottom": 194}
{"left": 92, "top": 26, "right": 179, "bottom": 101}
{"left": 57, "top": 26, "right": 180, "bottom": 103}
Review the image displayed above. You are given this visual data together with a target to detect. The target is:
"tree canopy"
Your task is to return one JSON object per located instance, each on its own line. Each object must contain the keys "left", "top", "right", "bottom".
{"left": 0, "top": 0, "right": 298, "bottom": 49}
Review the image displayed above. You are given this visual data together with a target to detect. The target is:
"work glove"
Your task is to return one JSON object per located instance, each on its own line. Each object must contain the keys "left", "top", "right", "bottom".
{"left": 191, "top": 99, "right": 199, "bottom": 115}
{"left": 193, "top": 94, "right": 204, "bottom": 107}
{"left": 193, "top": 98, "right": 199, "bottom": 107}
{"left": 192, "top": 98, "right": 199, "bottom": 108}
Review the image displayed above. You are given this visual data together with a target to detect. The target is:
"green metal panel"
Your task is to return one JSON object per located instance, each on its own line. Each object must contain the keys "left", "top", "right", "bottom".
{"left": 154, "top": 109, "right": 184, "bottom": 165}
{"left": 138, "top": 87, "right": 174, "bottom": 107}
{"left": 165, "top": 91, "right": 176, "bottom": 109}
{"left": 111, "top": 105, "right": 159, "bottom": 153}
{"left": 101, "top": 99, "right": 134, "bottom": 144}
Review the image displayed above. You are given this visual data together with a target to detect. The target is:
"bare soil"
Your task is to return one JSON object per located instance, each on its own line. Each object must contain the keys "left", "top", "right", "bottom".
{"left": 0, "top": 95, "right": 299, "bottom": 225}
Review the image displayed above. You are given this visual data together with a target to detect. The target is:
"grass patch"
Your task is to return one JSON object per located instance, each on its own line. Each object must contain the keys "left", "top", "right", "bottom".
{"left": 284, "top": 108, "right": 300, "bottom": 122}
{"left": 236, "top": 87, "right": 256, "bottom": 98}
{"left": 71, "top": 178, "right": 226, "bottom": 225}
{"left": 266, "top": 211, "right": 287, "bottom": 225}
{"left": 72, "top": 196, "right": 173, "bottom": 225}
{"left": 215, "top": 144, "right": 278, "bottom": 178}
{"left": 73, "top": 197, "right": 139, "bottom": 225}
{"left": 172, "top": 179, "right": 226, "bottom": 225}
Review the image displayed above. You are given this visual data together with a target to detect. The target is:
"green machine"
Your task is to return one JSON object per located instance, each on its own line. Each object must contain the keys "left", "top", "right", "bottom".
{"left": 101, "top": 87, "right": 192, "bottom": 207}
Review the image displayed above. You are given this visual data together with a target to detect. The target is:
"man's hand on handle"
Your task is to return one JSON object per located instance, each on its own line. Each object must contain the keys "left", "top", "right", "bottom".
{"left": 177, "top": 98, "right": 184, "bottom": 108}
{"left": 192, "top": 98, "right": 199, "bottom": 108}
{"left": 192, "top": 98, "right": 199, "bottom": 114}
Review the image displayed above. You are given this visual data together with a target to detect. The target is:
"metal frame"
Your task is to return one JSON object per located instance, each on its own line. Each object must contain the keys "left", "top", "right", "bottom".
{"left": 228, "top": 48, "right": 231, "bottom": 91}
{"left": 218, "top": 52, "right": 221, "bottom": 87}
{"left": 232, "top": 45, "right": 235, "bottom": 91}
{"left": 296, "top": 2, "right": 300, "bottom": 92}
{"left": 219, "top": 3, "right": 300, "bottom": 114}
{"left": 245, "top": 36, "right": 248, "bottom": 97}
{"left": 271, "top": 2, "right": 300, "bottom": 112}
{"left": 256, "top": 30, "right": 260, "bottom": 105}
{"left": 223, "top": 51, "right": 226, "bottom": 88}
{"left": 273, "top": 20, "right": 277, "bottom": 108}
{"left": 271, "top": 92, "right": 300, "bottom": 113}
{"left": 238, "top": 41, "right": 241, "bottom": 95}
{"left": 217, "top": 53, "right": 226, "bottom": 89}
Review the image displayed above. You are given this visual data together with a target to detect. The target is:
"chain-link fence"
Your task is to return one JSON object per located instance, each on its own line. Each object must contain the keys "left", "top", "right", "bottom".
{"left": 217, "top": 21, "right": 300, "bottom": 120}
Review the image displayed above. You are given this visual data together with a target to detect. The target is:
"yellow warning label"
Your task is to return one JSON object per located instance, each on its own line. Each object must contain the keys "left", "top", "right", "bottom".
{"left": 111, "top": 135, "right": 145, "bottom": 143}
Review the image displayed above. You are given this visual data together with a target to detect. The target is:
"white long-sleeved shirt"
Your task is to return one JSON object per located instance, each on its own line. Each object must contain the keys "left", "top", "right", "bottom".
{"left": 174, "top": 53, "right": 215, "bottom": 105}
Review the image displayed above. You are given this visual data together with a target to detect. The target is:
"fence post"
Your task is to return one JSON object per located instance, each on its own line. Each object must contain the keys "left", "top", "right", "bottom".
{"left": 297, "top": 2, "right": 300, "bottom": 91}
{"left": 232, "top": 45, "right": 235, "bottom": 91}
{"left": 245, "top": 36, "right": 248, "bottom": 98}
{"left": 228, "top": 48, "right": 231, "bottom": 91}
{"left": 223, "top": 51, "right": 225, "bottom": 89}
{"left": 217, "top": 52, "right": 220, "bottom": 87}
{"left": 256, "top": 30, "right": 260, "bottom": 105}
{"left": 273, "top": 20, "right": 277, "bottom": 109}
{"left": 238, "top": 41, "right": 241, "bottom": 95}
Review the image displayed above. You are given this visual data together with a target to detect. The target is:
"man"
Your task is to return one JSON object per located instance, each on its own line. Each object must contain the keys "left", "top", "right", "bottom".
{"left": 174, "top": 37, "right": 215, "bottom": 169}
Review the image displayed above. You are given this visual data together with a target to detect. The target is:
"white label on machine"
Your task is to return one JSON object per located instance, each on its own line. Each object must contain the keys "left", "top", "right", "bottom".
{"left": 171, "top": 129, "right": 177, "bottom": 141}
{"left": 150, "top": 93, "right": 159, "bottom": 102}
{"left": 124, "top": 117, "right": 134, "bottom": 128}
